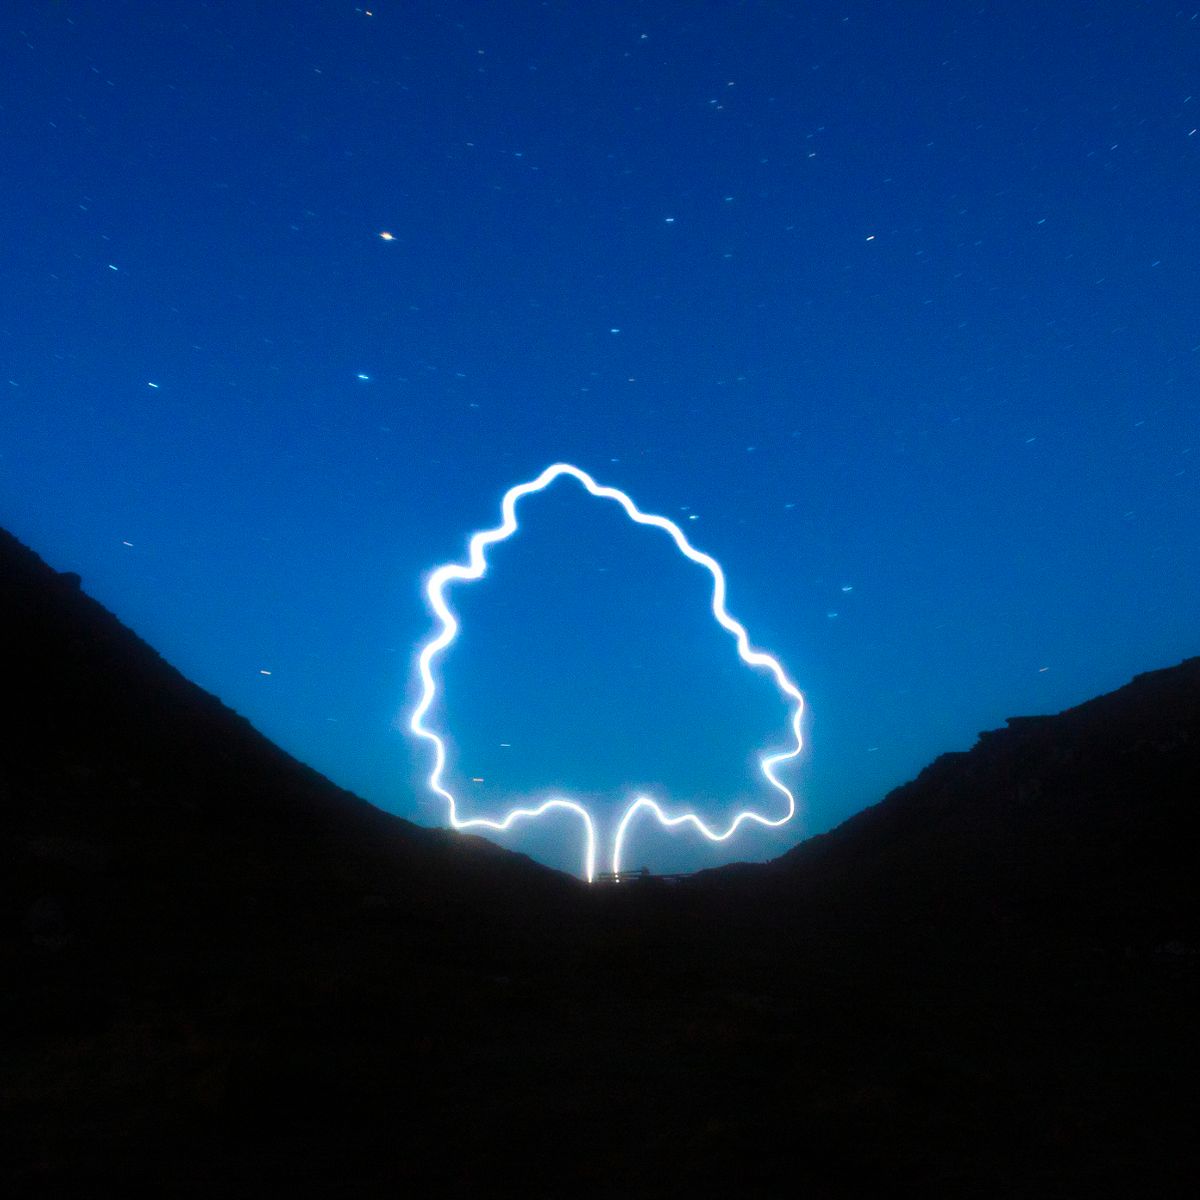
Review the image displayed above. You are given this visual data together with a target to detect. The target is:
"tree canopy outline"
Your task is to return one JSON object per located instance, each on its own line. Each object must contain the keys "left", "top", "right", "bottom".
{"left": 407, "top": 462, "right": 805, "bottom": 880}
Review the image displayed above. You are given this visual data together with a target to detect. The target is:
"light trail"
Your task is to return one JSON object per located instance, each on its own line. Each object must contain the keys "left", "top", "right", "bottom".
{"left": 406, "top": 462, "right": 805, "bottom": 881}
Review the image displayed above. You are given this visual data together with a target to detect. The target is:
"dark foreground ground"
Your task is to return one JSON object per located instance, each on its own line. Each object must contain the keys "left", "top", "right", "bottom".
{"left": 2, "top": 526, "right": 1198, "bottom": 1196}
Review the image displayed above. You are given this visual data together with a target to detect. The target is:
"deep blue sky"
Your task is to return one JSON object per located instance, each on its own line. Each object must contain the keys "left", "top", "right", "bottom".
{"left": 2, "top": 1, "right": 1196, "bottom": 875}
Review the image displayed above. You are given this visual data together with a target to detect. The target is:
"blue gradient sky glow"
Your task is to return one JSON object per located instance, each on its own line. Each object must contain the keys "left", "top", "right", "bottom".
{"left": 2, "top": 2, "right": 1196, "bottom": 873}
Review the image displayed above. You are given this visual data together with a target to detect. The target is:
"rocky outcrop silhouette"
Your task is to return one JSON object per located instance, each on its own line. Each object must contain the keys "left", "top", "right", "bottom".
{"left": 744, "top": 656, "right": 1200, "bottom": 954}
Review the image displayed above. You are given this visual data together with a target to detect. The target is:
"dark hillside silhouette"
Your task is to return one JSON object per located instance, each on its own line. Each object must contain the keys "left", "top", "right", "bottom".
{"left": 1, "top": 525, "right": 576, "bottom": 915}
{"left": 712, "top": 657, "right": 1200, "bottom": 952}
{"left": 2, "top": 524, "right": 1197, "bottom": 1196}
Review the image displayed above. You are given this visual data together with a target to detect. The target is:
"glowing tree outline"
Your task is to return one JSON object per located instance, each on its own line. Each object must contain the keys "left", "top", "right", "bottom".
{"left": 407, "top": 463, "right": 805, "bottom": 881}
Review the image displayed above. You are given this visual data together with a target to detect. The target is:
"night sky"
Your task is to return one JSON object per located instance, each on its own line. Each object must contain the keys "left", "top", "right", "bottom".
{"left": 3, "top": 2, "right": 1196, "bottom": 875}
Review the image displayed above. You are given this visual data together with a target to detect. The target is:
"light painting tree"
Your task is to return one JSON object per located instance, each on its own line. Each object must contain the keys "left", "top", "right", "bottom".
{"left": 407, "top": 463, "right": 805, "bottom": 881}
